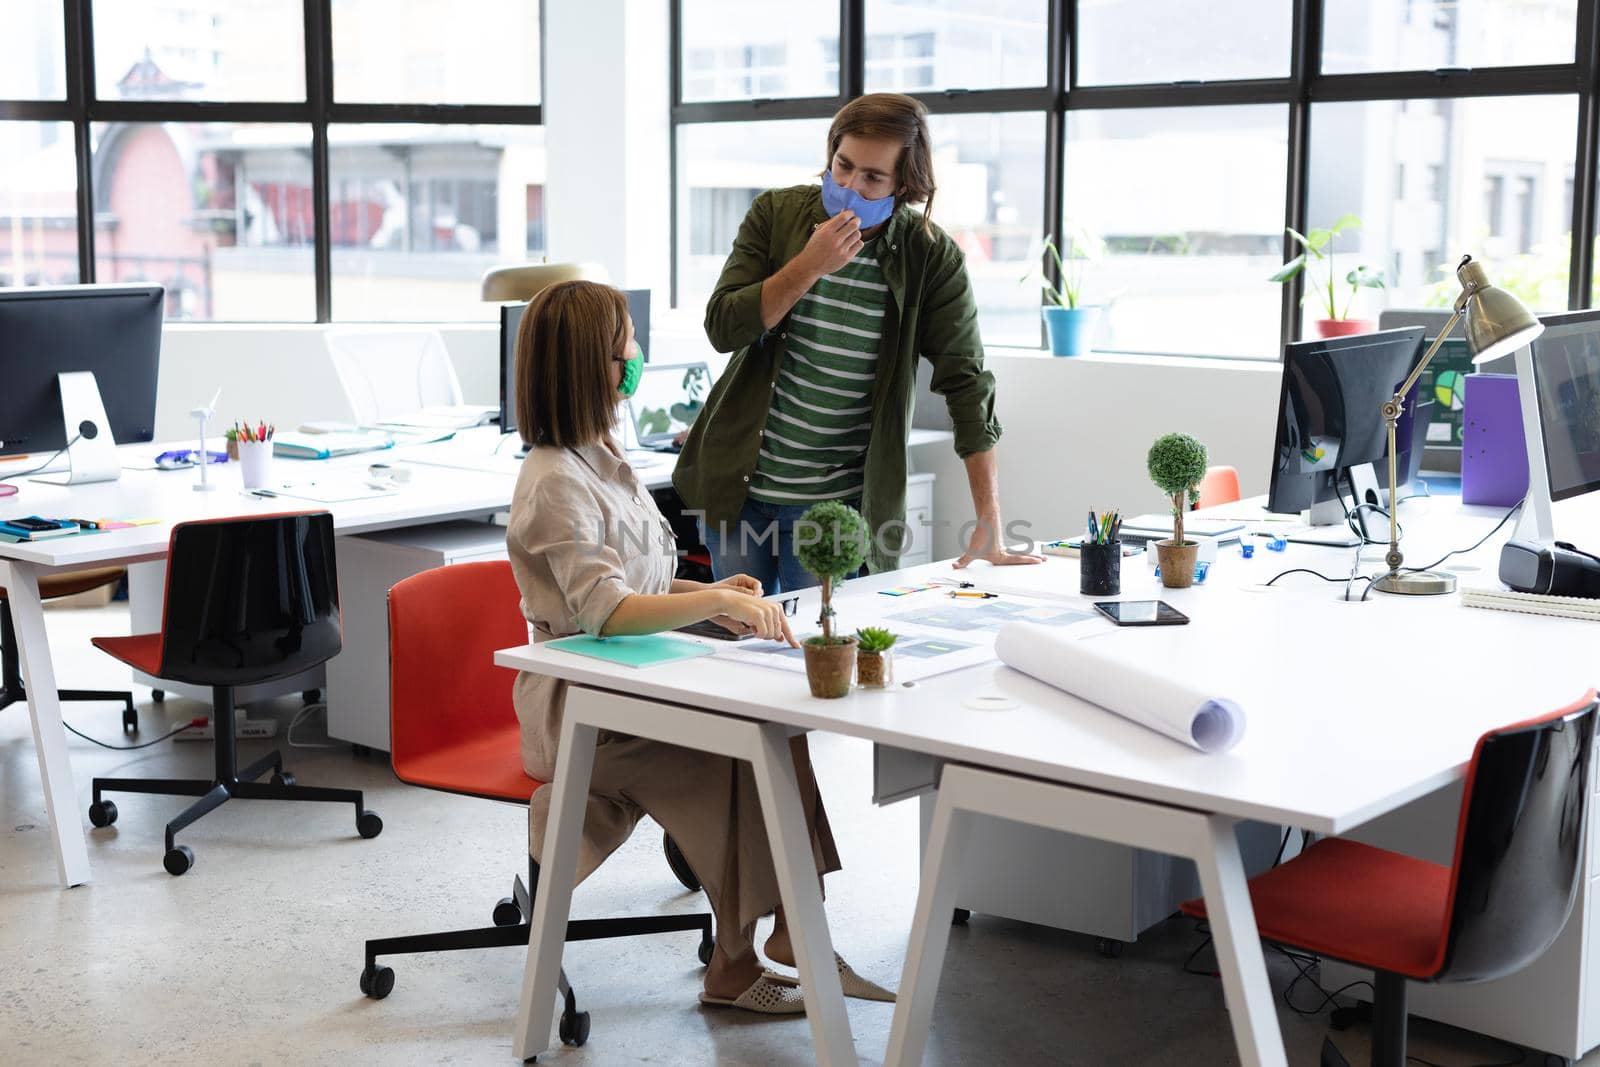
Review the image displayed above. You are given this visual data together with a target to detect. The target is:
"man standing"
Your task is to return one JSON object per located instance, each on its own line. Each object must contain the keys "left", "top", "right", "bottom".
{"left": 675, "top": 92, "right": 1042, "bottom": 590}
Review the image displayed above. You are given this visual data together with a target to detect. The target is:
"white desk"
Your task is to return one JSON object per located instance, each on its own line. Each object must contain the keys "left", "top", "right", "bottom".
{"left": 0, "top": 447, "right": 515, "bottom": 888}
{"left": 494, "top": 493, "right": 1598, "bottom": 1065}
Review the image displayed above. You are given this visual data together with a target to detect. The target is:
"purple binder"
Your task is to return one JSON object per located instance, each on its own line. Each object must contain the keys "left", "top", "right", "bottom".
{"left": 1461, "top": 373, "right": 1529, "bottom": 506}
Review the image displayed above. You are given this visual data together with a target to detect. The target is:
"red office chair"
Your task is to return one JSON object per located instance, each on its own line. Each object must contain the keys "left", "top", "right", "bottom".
{"left": 1183, "top": 691, "right": 1599, "bottom": 1067}
{"left": 1193, "top": 464, "right": 1242, "bottom": 509}
{"left": 359, "top": 560, "right": 713, "bottom": 1049}
{"left": 1, "top": 567, "right": 138, "bottom": 734}
{"left": 87, "top": 513, "right": 380, "bottom": 875}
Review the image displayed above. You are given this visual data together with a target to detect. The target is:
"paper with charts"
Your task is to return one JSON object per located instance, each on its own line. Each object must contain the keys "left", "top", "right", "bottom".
{"left": 716, "top": 593, "right": 1105, "bottom": 684}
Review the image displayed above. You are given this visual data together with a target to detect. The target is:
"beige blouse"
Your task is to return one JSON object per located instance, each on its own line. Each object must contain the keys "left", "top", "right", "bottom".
{"left": 506, "top": 439, "right": 677, "bottom": 780}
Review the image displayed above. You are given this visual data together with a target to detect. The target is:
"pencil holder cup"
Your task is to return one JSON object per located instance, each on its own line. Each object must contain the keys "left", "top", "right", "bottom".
{"left": 1079, "top": 541, "right": 1122, "bottom": 597}
{"left": 238, "top": 439, "right": 273, "bottom": 490}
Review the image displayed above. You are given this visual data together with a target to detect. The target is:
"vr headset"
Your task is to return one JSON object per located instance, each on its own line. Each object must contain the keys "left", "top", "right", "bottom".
{"left": 1499, "top": 539, "right": 1600, "bottom": 598}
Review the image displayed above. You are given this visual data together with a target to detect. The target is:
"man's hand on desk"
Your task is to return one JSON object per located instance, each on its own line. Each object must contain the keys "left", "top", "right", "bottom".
{"left": 954, "top": 518, "right": 1047, "bottom": 570}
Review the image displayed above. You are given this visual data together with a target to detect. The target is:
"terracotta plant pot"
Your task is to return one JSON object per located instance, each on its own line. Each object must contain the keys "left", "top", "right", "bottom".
{"left": 804, "top": 636, "right": 858, "bottom": 699}
{"left": 1314, "top": 318, "right": 1376, "bottom": 339}
{"left": 1156, "top": 539, "right": 1199, "bottom": 589}
{"left": 856, "top": 649, "right": 893, "bottom": 689}
{"left": 226, "top": 438, "right": 240, "bottom": 461}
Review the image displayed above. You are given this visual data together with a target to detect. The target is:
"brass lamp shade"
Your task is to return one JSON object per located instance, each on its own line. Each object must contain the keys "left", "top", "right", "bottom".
{"left": 1460, "top": 258, "right": 1544, "bottom": 363}
{"left": 480, "top": 262, "right": 611, "bottom": 302}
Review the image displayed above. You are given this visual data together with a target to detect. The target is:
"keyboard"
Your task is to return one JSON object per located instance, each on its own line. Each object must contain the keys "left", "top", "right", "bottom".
{"left": 1460, "top": 584, "right": 1600, "bottom": 622}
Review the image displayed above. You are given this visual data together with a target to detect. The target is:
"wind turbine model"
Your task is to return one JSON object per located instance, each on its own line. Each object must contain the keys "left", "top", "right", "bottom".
{"left": 191, "top": 388, "right": 221, "bottom": 492}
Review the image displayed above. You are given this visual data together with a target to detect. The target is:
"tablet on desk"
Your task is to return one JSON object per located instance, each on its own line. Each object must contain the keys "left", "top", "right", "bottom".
{"left": 1094, "top": 600, "right": 1190, "bottom": 626}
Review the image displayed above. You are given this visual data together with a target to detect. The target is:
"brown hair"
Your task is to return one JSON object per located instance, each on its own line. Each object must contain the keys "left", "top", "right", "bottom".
{"left": 514, "top": 280, "right": 629, "bottom": 449}
{"left": 825, "top": 92, "right": 936, "bottom": 233}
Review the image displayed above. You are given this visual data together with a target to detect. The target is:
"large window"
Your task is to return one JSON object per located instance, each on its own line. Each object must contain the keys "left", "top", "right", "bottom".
{"left": 1, "top": 1, "right": 545, "bottom": 322}
{"left": 671, "top": 1, "right": 1600, "bottom": 359}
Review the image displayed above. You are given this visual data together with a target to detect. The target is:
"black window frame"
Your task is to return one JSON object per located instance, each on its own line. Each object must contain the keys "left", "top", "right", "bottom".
{"left": 0, "top": 0, "right": 545, "bottom": 321}
{"left": 670, "top": 0, "right": 1600, "bottom": 356}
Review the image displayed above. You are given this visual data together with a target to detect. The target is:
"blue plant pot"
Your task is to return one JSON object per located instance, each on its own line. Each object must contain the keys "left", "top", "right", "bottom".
{"left": 1043, "top": 305, "right": 1099, "bottom": 357}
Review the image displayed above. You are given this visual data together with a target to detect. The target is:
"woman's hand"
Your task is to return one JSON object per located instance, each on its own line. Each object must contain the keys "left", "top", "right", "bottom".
{"left": 711, "top": 574, "right": 765, "bottom": 598}
{"left": 717, "top": 591, "right": 800, "bottom": 647}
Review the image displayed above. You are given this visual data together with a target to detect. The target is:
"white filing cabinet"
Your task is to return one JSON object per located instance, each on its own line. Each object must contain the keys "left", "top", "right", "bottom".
{"left": 327, "top": 520, "right": 510, "bottom": 752}
{"left": 900, "top": 472, "right": 936, "bottom": 568}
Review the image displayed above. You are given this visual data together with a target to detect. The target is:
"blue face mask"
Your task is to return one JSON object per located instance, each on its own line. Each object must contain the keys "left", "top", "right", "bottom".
{"left": 821, "top": 170, "right": 896, "bottom": 229}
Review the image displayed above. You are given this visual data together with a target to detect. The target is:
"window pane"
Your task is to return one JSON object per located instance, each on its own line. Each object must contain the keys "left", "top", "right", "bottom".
{"left": 1323, "top": 0, "right": 1577, "bottom": 74}
{"left": 332, "top": 0, "right": 541, "bottom": 105}
{"left": 92, "top": 1, "right": 305, "bottom": 102}
{"left": 2, "top": 3, "right": 66, "bottom": 99}
{"left": 329, "top": 124, "right": 546, "bottom": 321}
{"left": 680, "top": 2, "right": 838, "bottom": 102}
{"left": 926, "top": 113, "right": 1046, "bottom": 345}
{"left": 1063, "top": 105, "right": 1288, "bottom": 358}
{"left": 676, "top": 120, "right": 831, "bottom": 309}
{"left": 0, "top": 123, "right": 79, "bottom": 286}
{"left": 91, "top": 122, "right": 314, "bottom": 320}
{"left": 1076, "top": 0, "right": 1290, "bottom": 86}
{"left": 1306, "top": 96, "right": 1577, "bottom": 331}
{"left": 864, "top": 1, "right": 1047, "bottom": 92}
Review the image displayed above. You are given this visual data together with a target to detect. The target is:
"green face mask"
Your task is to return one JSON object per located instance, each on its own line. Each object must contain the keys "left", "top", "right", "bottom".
{"left": 618, "top": 344, "right": 644, "bottom": 399}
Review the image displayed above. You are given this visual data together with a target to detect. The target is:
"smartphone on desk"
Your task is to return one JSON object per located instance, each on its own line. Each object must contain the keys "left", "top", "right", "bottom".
{"left": 1093, "top": 600, "right": 1190, "bottom": 627}
{"left": 676, "top": 617, "right": 755, "bottom": 641}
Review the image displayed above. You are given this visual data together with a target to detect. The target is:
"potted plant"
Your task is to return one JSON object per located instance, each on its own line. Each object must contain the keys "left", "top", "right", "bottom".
{"left": 855, "top": 627, "right": 898, "bottom": 689}
{"left": 795, "top": 500, "right": 868, "bottom": 699}
{"left": 1027, "top": 223, "right": 1103, "bottom": 357}
{"left": 1147, "top": 432, "right": 1208, "bottom": 590}
{"left": 1270, "top": 214, "right": 1386, "bottom": 338}
{"left": 224, "top": 425, "right": 240, "bottom": 461}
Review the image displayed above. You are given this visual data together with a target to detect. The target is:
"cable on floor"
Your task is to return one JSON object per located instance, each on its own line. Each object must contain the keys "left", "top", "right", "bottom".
{"left": 64, "top": 719, "right": 199, "bottom": 750}
{"left": 287, "top": 702, "right": 336, "bottom": 749}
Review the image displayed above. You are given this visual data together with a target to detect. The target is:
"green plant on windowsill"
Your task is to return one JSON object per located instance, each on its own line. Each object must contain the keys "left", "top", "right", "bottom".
{"left": 1270, "top": 214, "right": 1386, "bottom": 330}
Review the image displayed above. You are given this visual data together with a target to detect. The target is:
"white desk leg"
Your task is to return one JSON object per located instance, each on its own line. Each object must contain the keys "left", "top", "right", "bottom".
{"left": 749, "top": 723, "right": 858, "bottom": 1067}
{"left": 1, "top": 560, "right": 90, "bottom": 889}
{"left": 884, "top": 788, "right": 973, "bottom": 1067}
{"left": 1194, "top": 816, "right": 1286, "bottom": 1067}
{"left": 513, "top": 711, "right": 599, "bottom": 1062}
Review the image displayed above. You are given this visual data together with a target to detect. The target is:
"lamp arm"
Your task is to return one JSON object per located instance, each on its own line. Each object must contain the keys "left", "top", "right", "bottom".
{"left": 1381, "top": 303, "right": 1466, "bottom": 576}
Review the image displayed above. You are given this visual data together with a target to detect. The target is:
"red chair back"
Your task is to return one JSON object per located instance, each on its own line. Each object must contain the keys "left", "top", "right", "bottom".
{"left": 1436, "top": 690, "right": 1599, "bottom": 983}
{"left": 1194, "top": 465, "right": 1241, "bottom": 509}
{"left": 387, "top": 560, "right": 530, "bottom": 787}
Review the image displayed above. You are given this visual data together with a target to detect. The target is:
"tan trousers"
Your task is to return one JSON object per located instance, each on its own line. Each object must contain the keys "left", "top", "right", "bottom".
{"left": 528, "top": 734, "right": 842, "bottom": 959}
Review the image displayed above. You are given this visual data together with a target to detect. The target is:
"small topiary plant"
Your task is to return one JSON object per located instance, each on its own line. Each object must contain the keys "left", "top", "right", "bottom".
{"left": 1147, "top": 432, "right": 1208, "bottom": 546}
{"left": 795, "top": 500, "right": 868, "bottom": 645}
{"left": 855, "top": 627, "right": 898, "bottom": 654}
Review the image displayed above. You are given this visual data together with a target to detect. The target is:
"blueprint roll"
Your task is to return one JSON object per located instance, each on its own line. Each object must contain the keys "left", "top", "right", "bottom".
{"left": 994, "top": 621, "right": 1245, "bottom": 753}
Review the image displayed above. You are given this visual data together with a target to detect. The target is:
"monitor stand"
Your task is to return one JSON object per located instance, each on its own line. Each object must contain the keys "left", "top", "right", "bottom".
{"left": 32, "top": 371, "right": 121, "bottom": 486}
{"left": 1510, "top": 345, "right": 1556, "bottom": 545}
{"left": 1304, "top": 465, "right": 1382, "bottom": 541}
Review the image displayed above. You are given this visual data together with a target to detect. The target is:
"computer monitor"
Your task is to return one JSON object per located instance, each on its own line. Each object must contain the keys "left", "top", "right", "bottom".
{"left": 1268, "top": 326, "right": 1427, "bottom": 527}
{"left": 497, "top": 287, "right": 652, "bottom": 445}
{"left": 0, "top": 285, "right": 163, "bottom": 471}
{"left": 630, "top": 362, "right": 711, "bottom": 451}
{"left": 1527, "top": 309, "right": 1600, "bottom": 507}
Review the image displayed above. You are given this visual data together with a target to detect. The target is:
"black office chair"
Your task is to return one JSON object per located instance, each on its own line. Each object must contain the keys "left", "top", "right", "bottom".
{"left": 1184, "top": 690, "right": 1599, "bottom": 1067}
{"left": 1, "top": 567, "right": 138, "bottom": 734}
{"left": 85, "top": 513, "right": 380, "bottom": 875}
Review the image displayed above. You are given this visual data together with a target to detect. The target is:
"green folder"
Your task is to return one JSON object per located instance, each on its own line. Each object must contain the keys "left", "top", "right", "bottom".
{"left": 546, "top": 633, "right": 715, "bottom": 669}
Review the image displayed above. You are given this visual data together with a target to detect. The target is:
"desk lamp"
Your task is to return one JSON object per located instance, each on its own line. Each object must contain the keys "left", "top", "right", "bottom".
{"left": 480, "top": 261, "right": 609, "bottom": 302}
{"left": 1372, "top": 254, "right": 1544, "bottom": 595}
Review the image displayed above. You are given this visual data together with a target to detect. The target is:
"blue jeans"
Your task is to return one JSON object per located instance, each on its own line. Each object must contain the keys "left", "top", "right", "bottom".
{"left": 701, "top": 498, "right": 861, "bottom": 595}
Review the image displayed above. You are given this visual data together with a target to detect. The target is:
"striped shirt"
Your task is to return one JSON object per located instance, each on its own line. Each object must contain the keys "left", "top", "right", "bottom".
{"left": 749, "top": 241, "right": 886, "bottom": 505}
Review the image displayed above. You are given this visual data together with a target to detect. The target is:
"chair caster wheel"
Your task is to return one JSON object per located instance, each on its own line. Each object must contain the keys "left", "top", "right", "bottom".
{"left": 122, "top": 707, "right": 139, "bottom": 734}
{"left": 357, "top": 810, "right": 383, "bottom": 839}
{"left": 558, "top": 1009, "right": 590, "bottom": 1047}
{"left": 302, "top": 689, "right": 322, "bottom": 705}
{"left": 952, "top": 908, "right": 971, "bottom": 926}
{"left": 88, "top": 799, "right": 118, "bottom": 828}
{"left": 1095, "top": 938, "right": 1125, "bottom": 958}
{"left": 663, "top": 832, "right": 701, "bottom": 892}
{"left": 272, "top": 770, "right": 296, "bottom": 788}
{"left": 151, "top": 689, "right": 165, "bottom": 703}
{"left": 359, "top": 963, "right": 395, "bottom": 1000}
{"left": 698, "top": 933, "right": 715, "bottom": 966}
{"left": 164, "top": 845, "right": 194, "bottom": 876}
{"left": 493, "top": 896, "right": 524, "bottom": 927}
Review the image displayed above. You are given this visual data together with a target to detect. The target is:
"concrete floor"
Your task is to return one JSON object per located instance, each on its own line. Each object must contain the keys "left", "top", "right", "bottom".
{"left": 0, "top": 602, "right": 1580, "bottom": 1066}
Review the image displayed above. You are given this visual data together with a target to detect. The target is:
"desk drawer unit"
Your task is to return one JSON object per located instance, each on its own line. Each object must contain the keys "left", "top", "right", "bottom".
{"left": 900, "top": 473, "right": 935, "bottom": 569}
{"left": 326, "top": 520, "right": 509, "bottom": 752}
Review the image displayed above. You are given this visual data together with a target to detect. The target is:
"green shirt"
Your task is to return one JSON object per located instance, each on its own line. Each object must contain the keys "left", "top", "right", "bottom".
{"left": 674, "top": 184, "right": 1002, "bottom": 573}
{"left": 749, "top": 238, "right": 887, "bottom": 505}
